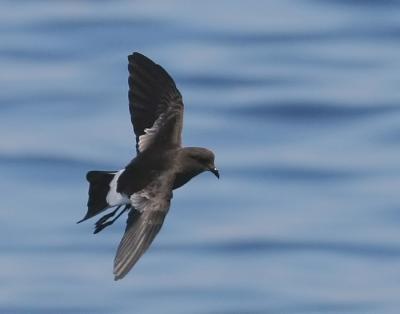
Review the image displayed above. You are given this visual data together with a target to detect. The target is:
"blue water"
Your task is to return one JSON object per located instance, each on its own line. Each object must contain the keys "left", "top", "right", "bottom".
{"left": 1, "top": 0, "right": 400, "bottom": 313}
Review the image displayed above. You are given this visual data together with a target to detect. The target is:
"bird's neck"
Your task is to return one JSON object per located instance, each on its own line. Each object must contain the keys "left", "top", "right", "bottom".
{"left": 173, "top": 167, "right": 203, "bottom": 190}
{"left": 172, "top": 149, "right": 204, "bottom": 189}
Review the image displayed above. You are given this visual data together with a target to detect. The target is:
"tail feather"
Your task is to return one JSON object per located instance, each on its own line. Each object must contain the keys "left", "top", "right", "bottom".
{"left": 78, "top": 170, "right": 116, "bottom": 223}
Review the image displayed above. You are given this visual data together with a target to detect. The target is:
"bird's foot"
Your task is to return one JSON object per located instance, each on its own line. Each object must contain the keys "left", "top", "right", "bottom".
{"left": 94, "top": 221, "right": 113, "bottom": 234}
{"left": 93, "top": 204, "right": 131, "bottom": 234}
{"left": 94, "top": 206, "right": 121, "bottom": 227}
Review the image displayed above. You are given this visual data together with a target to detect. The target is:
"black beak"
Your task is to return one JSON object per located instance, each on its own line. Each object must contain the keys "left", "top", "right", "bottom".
{"left": 210, "top": 167, "right": 220, "bottom": 179}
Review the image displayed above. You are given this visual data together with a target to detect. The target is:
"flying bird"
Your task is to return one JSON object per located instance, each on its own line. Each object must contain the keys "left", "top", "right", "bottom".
{"left": 78, "top": 52, "right": 219, "bottom": 280}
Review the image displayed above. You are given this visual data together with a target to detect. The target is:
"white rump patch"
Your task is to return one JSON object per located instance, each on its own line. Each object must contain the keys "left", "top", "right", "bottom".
{"left": 106, "top": 170, "right": 130, "bottom": 206}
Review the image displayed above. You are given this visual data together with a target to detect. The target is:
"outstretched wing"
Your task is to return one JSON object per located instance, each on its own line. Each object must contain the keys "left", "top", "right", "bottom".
{"left": 113, "top": 174, "right": 174, "bottom": 280}
{"left": 128, "top": 52, "right": 184, "bottom": 153}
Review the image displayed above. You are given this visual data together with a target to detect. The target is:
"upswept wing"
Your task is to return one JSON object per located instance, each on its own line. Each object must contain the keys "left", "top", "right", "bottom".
{"left": 128, "top": 52, "right": 184, "bottom": 153}
{"left": 113, "top": 174, "right": 174, "bottom": 280}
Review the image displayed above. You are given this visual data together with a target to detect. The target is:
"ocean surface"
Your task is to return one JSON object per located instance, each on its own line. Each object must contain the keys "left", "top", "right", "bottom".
{"left": 1, "top": 1, "right": 400, "bottom": 313}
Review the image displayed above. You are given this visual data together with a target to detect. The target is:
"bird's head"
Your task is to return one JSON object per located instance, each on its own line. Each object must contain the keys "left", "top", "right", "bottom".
{"left": 185, "top": 147, "right": 219, "bottom": 179}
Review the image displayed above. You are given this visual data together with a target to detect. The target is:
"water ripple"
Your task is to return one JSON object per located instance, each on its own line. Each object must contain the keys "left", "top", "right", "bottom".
{"left": 0, "top": 154, "right": 107, "bottom": 170}
{"left": 10, "top": 238, "right": 400, "bottom": 260}
{"left": 311, "top": 0, "right": 400, "bottom": 8}
{"left": 209, "top": 301, "right": 377, "bottom": 314}
{"left": 179, "top": 74, "right": 295, "bottom": 88}
{"left": 26, "top": 17, "right": 169, "bottom": 33}
{"left": 0, "top": 306, "right": 109, "bottom": 314}
{"left": 206, "top": 26, "right": 400, "bottom": 45}
{"left": 159, "top": 238, "right": 400, "bottom": 259}
{"left": 230, "top": 165, "right": 360, "bottom": 182}
{"left": 234, "top": 101, "right": 398, "bottom": 122}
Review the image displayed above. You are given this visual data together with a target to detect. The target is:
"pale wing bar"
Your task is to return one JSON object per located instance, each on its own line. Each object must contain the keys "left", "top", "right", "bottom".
{"left": 137, "top": 100, "right": 183, "bottom": 152}
{"left": 128, "top": 52, "right": 184, "bottom": 153}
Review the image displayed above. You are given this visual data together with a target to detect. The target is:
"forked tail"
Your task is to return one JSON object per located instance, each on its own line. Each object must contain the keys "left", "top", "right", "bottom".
{"left": 78, "top": 170, "right": 117, "bottom": 223}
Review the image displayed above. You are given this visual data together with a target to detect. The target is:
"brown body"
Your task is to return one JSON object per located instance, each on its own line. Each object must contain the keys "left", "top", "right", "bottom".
{"left": 79, "top": 52, "right": 218, "bottom": 280}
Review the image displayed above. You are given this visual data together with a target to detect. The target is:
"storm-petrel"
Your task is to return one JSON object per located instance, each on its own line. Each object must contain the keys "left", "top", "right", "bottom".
{"left": 78, "top": 52, "right": 219, "bottom": 280}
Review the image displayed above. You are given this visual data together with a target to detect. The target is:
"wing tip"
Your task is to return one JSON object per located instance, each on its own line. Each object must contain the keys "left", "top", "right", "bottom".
{"left": 128, "top": 52, "right": 153, "bottom": 65}
{"left": 113, "top": 262, "right": 131, "bottom": 281}
{"left": 113, "top": 264, "right": 130, "bottom": 280}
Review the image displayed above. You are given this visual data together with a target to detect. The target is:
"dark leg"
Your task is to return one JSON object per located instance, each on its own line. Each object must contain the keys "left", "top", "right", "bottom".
{"left": 95, "top": 205, "right": 122, "bottom": 226}
{"left": 94, "top": 205, "right": 130, "bottom": 234}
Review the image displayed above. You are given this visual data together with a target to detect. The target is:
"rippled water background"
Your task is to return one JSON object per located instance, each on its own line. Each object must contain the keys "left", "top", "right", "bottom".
{"left": 2, "top": 1, "right": 400, "bottom": 313}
